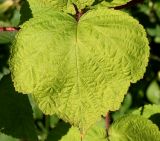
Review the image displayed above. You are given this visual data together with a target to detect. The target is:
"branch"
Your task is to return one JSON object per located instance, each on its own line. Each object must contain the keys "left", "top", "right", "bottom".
{"left": 0, "top": 27, "right": 20, "bottom": 32}
{"left": 114, "top": 0, "right": 144, "bottom": 10}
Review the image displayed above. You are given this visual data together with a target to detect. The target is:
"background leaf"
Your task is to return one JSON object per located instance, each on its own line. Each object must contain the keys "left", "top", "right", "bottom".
{"left": 0, "top": 75, "right": 38, "bottom": 141}
{"left": 47, "top": 119, "right": 107, "bottom": 141}
{"left": 47, "top": 121, "right": 71, "bottom": 141}
{"left": 109, "top": 115, "right": 160, "bottom": 141}
{"left": 0, "top": 31, "right": 17, "bottom": 44}
{"left": 95, "top": 0, "right": 131, "bottom": 8}
{"left": 0, "top": 133, "right": 19, "bottom": 141}
{"left": 132, "top": 104, "right": 160, "bottom": 129}
{"left": 146, "top": 80, "right": 160, "bottom": 104}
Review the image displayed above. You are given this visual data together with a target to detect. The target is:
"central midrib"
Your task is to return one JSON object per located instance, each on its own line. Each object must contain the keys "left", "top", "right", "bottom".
{"left": 75, "top": 22, "right": 80, "bottom": 96}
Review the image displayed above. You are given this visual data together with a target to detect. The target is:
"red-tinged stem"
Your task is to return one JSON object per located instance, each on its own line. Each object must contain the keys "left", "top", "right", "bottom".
{"left": 106, "top": 112, "right": 110, "bottom": 136}
{"left": 73, "top": 4, "right": 83, "bottom": 21}
{"left": 0, "top": 27, "right": 20, "bottom": 32}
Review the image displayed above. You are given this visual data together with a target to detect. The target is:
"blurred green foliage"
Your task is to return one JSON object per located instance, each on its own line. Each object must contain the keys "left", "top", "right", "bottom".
{"left": 113, "top": 0, "right": 160, "bottom": 120}
{"left": 0, "top": 0, "right": 160, "bottom": 140}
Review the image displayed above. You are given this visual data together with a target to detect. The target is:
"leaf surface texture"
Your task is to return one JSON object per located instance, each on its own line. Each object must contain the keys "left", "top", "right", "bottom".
{"left": 109, "top": 115, "right": 160, "bottom": 141}
{"left": 27, "top": 0, "right": 94, "bottom": 15}
{"left": 9, "top": 8, "right": 149, "bottom": 132}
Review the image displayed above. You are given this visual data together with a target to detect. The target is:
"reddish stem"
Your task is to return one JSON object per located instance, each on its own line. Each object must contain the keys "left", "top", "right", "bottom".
{"left": 0, "top": 27, "right": 20, "bottom": 32}
{"left": 73, "top": 4, "right": 83, "bottom": 21}
{"left": 106, "top": 112, "right": 110, "bottom": 133}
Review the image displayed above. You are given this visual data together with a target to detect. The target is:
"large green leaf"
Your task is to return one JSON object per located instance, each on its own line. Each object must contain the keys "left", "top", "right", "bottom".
{"left": 0, "top": 75, "right": 38, "bottom": 140}
{"left": 9, "top": 8, "right": 149, "bottom": 132}
{"left": 108, "top": 115, "right": 160, "bottom": 141}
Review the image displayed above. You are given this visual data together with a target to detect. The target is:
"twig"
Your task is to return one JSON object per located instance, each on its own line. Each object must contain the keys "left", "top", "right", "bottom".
{"left": 73, "top": 4, "right": 83, "bottom": 21}
{"left": 106, "top": 112, "right": 110, "bottom": 136}
{"left": 0, "top": 27, "right": 20, "bottom": 32}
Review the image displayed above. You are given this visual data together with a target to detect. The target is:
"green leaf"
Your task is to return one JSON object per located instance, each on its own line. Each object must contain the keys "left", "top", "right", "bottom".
{"left": 0, "top": 31, "right": 17, "bottom": 44}
{"left": 0, "top": 133, "right": 19, "bottom": 141}
{"left": 155, "top": 37, "right": 160, "bottom": 43}
{"left": 83, "top": 119, "right": 107, "bottom": 141}
{"left": 0, "top": 75, "right": 38, "bottom": 141}
{"left": 0, "top": 0, "right": 13, "bottom": 14}
{"left": 47, "top": 119, "right": 107, "bottom": 141}
{"left": 95, "top": 0, "right": 131, "bottom": 8}
{"left": 112, "top": 93, "right": 132, "bottom": 120}
{"left": 10, "top": 9, "right": 20, "bottom": 27}
{"left": 9, "top": 8, "right": 149, "bottom": 132}
{"left": 146, "top": 81, "right": 160, "bottom": 104}
{"left": 132, "top": 104, "right": 160, "bottom": 129}
{"left": 50, "top": 115, "right": 59, "bottom": 128}
{"left": 59, "top": 127, "right": 81, "bottom": 141}
{"left": 147, "top": 25, "right": 160, "bottom": 44}
{"left": 154, "top": 1, "right": 160, "bottom": 18}
{"left": 28, "top": 95, "right": 43, "bottom": 119}
{"left": 47, "top": 121, "right": 71, "bottom": 141}
{"left": 0, "top": 21, "right": 11, "bottom": 27}
{"left": 27, "top": 0, "right": 94, "bottom": 15}
{"left": 147, "top": 25, "right": 160, "bottom": 37}
{"left": 108, "top": 115, "right": 160, "bottom": 141}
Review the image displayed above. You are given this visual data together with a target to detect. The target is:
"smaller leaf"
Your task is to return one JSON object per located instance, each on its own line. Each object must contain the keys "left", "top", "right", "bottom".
{"left": 47, "top": 119, "right": 107, "bottom": 141}
{"left": 108, "top": 115, "right": 160, "bottom": 141}
{"left": 132, "top": 104, "right": 160, "bottom": 129}
{"left": 47, "top": 121, "right": 71, "bottom": 141}
{"left": 0, "top": 133, "right": 19, "bottom": 141}
{"left": 50, "top": 115, "right": 59, "bottom": 128}
{"left": 28, "top": 95, "right": 43, "bottom": 119}
{"left": 155, "top": 37, "right": 160, "bottom": 43}
{"left": 10, "top": 10, "right": 20, "bottom": 27}
{"left": 95, "top": 0, "right": 131, "bottom": 8}
{"left": 0, "top": 31, "right": 17, "bottom": 44}
{"left": 0, "top": 0, "right": 13, "bottom": 14}
{"left": 112, "top": 93, "right": 132, "bottom": 120}
{"left": 154, "top": 1, "right": 160, "bottom": 18}
{"left": 59, "top": 127, "right": 81, "bottom": 141}
{"left": 146, "top": 81, "right": 160, "bottom": 104}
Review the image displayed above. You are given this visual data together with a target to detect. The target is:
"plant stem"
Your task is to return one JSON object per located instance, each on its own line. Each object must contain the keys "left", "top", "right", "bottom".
{"left": 106, "top": 112, "right": 110, "bottom": 136}
{"left": 0, "top": 27, "right": 20, "bottom": 32}
{"left": 73, "top": 4, "right": 83, "bottom": 21}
